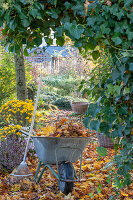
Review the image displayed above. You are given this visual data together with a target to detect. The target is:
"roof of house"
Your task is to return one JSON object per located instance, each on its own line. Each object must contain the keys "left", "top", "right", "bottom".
{"left": 44, "top": 46, "right": 78, "bottom": 57}
{"left": 29, "top": 46, "right": 78, "bottom": 58}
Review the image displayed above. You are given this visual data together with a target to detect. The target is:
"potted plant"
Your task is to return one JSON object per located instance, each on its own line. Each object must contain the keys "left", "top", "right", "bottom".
{"left": 71, "top": 102, "right": 89, "bottom": 114}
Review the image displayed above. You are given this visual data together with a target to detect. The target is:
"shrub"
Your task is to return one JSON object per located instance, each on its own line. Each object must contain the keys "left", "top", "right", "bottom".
{"left": 43, "top": 75, "right": 80, "bottom": 97}
{"left": 0, "top": 99, "right": 41, "bottom": 127}
{"left": 53, "top": 98, "right": 71, "bottom": 110}
{"left": 0, "top": 99, "right": 42, "bottom": 171}
{"left": 0, "top": 134, "right": 26, "bottom": 171}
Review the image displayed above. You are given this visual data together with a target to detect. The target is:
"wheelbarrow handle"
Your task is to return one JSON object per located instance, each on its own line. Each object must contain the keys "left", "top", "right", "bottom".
{"left": 18, "top": 129, "right": 36, "bottom": 137}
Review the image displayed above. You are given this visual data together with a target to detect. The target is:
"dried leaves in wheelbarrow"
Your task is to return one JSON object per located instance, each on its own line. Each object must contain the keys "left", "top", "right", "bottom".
{"left": 36, "top": 118, "right": 94, "bottom": 137}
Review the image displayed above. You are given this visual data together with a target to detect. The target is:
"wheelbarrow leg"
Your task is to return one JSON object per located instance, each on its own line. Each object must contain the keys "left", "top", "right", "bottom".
{"left": 34, "top": 161, "right": 42, "bottom": 183}
{"left": 36, "top": 164, "right": 47, "bottom": 183}
{"left": 74, "top": 167, "right": 78, "bottom": 179}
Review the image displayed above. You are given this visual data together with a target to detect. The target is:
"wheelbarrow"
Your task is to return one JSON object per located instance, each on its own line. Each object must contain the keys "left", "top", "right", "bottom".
{"left": 32, "top": 136, "right": 89, "bottom": 195}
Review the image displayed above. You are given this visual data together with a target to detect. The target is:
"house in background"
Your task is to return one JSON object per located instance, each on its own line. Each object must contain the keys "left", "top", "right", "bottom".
{"left": 25, "top": 46, "right": 79, "bottom": 74}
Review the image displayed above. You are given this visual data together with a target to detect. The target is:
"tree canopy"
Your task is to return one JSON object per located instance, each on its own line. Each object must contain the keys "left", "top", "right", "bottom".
{"left": 0, "top": 0, "right": 132, "bottom": 55}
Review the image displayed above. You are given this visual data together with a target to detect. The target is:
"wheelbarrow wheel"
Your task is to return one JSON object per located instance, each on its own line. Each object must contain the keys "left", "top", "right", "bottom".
{"left": 58, "top": 161, "right": 74, "bottom": 195}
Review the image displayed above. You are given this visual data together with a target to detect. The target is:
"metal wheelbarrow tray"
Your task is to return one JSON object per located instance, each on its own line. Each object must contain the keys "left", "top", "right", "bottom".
{"left": 32, "top": 136, "right": 89, "bottom": 164}
{"left": 32, "top": 136, "right": 89, "bottom": 195}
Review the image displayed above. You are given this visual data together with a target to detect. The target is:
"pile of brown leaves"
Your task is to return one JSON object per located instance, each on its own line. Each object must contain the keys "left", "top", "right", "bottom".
{"left": 36, "top": 117, "right": 95, "bottom": 137}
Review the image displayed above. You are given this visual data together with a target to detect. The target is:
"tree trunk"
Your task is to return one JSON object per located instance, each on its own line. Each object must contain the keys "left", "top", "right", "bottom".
{"left": 14, "top": 49, "right": 27, "bottom": 101}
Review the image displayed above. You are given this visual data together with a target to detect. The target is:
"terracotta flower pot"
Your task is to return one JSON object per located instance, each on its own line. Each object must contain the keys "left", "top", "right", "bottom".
{"left": 71, "top": 102, "right": 89, "bottom": 114}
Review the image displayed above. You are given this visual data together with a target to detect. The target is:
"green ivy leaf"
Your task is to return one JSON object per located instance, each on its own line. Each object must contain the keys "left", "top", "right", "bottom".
{"left": 83, "top": 117, "right": 90, "bottom": 128}
{"left": 129, "top": 114, "right": 133, "bottom": 121}
{"left": 9, "top": 18, "right": 18, "bottom": 31}
{"left": 87, "top": 17, "right": 96, "bottom": 27}
{"left": 124, "top": 129, "right": 131, "bottom": 136}
{"left": 87, "top": 103, "right": 100, "bottom": 118}
{"left": 19, "top": 0, "right": 27, "bottom": 4}
{"left": 29, "top": 9, "right": 38, "bottom": 18}
{"left": 100, "top": 24, "right": 111, "bottom": 34}
{"left": 18, "top": 26, "right": 26, "bottom": 32}
{"left": 103, "top": 104, "right": 114, "bottom": 114}
{"left": 114, "top": 23, "right": 124, "bottom": 34}
{"left": 109, "top": 4, "right": 118, "bottom": 15}
{"left": 46, "top": 9, "right": 58, "bottom": 19}
{"left": 116, "top": 11, "right": 125, "bottom": 20}
{"left": 88, "top": 2, "right": 97, "bottom": 11}
{"left": 118, "top": 64, "right": 125, "bottom": 78}
{"left": 34, "top": 2, "right": 44, "bottom": 10}
{"left": 55, "top": 27, "right": 63, "bottom": 37}
{"left": 21, "top": 18, "right": 30, "bottom": 27}
{"left": 122, "top": 52, "right": 133, "bottom": 57}
{"left": 39, "top": 2, "right": 44, "bottom": 10}
{"left": 64, "top": 1, "right": 71, "bottom": 9}
{"left": 107, "top": 83, "right": 113, "bottom": 94}
{"left": 123, "top": 74, "right": 130, "bottom": 85}
{"left": 114, "top": 85, "right": 121, "bottom": 97}
{"left": 90, "top": 120, "right": 100, "bottom": 132}
{"left": 85, "top": 29, "right": 94, "bottom": 37}
{"left": 100, "top": 122, "right": 111, "bottom": 133}
{"left": 102, "top": 105, "right": 116, "bottom": 123}
{"left": 14, "top": 4, "right": 21, "bottom": 13}
{"left": 104, "top": 113, "right": 116, "bottom": 124}
{"left": 129, "top": 63, "right": 133, "bottom": 71}
{"left": 48, "top": 0, "right": 57, "bottom": 6}
{"left": 126, "top": 30, "right": 133, "bottom": 40}
{"left": 127, "top": 13, "right": 133, "bottom": 23}
{"left": 112, "top": 127, "right": 123, "bottom": 137}
{"left": 130, "top": 83, "right": 133, "bottom": 93}
{"left": 69, "top": 24, "right": 84, "bottom": 39}
{"left": 103, "top": 39, "right": 110, "bottom": 45}
{"left": 111, "top": 69, "right": 120, "bottom": 81}
{"left": 111, "top": 36, "right": 122, "bottom": 45}
{"left": 123, "top": 87, "right": 130, "bottom": 95}
{"left": 0, "top": 18, "right": 3, "bottom": 26}
{"left": 19, "top": 12, "right": 27, "bottom": 19}
{"left": 4, "top": 13, "right": 10, "bottom": 24}
{"left": 117, "top": 104, "right": 128, "bottom": 115}
{"left": 71, "top": 1, "right": 85, "bottom": 16}
{"left": 96, "top": 146, "right": 108, "bottom": 157}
